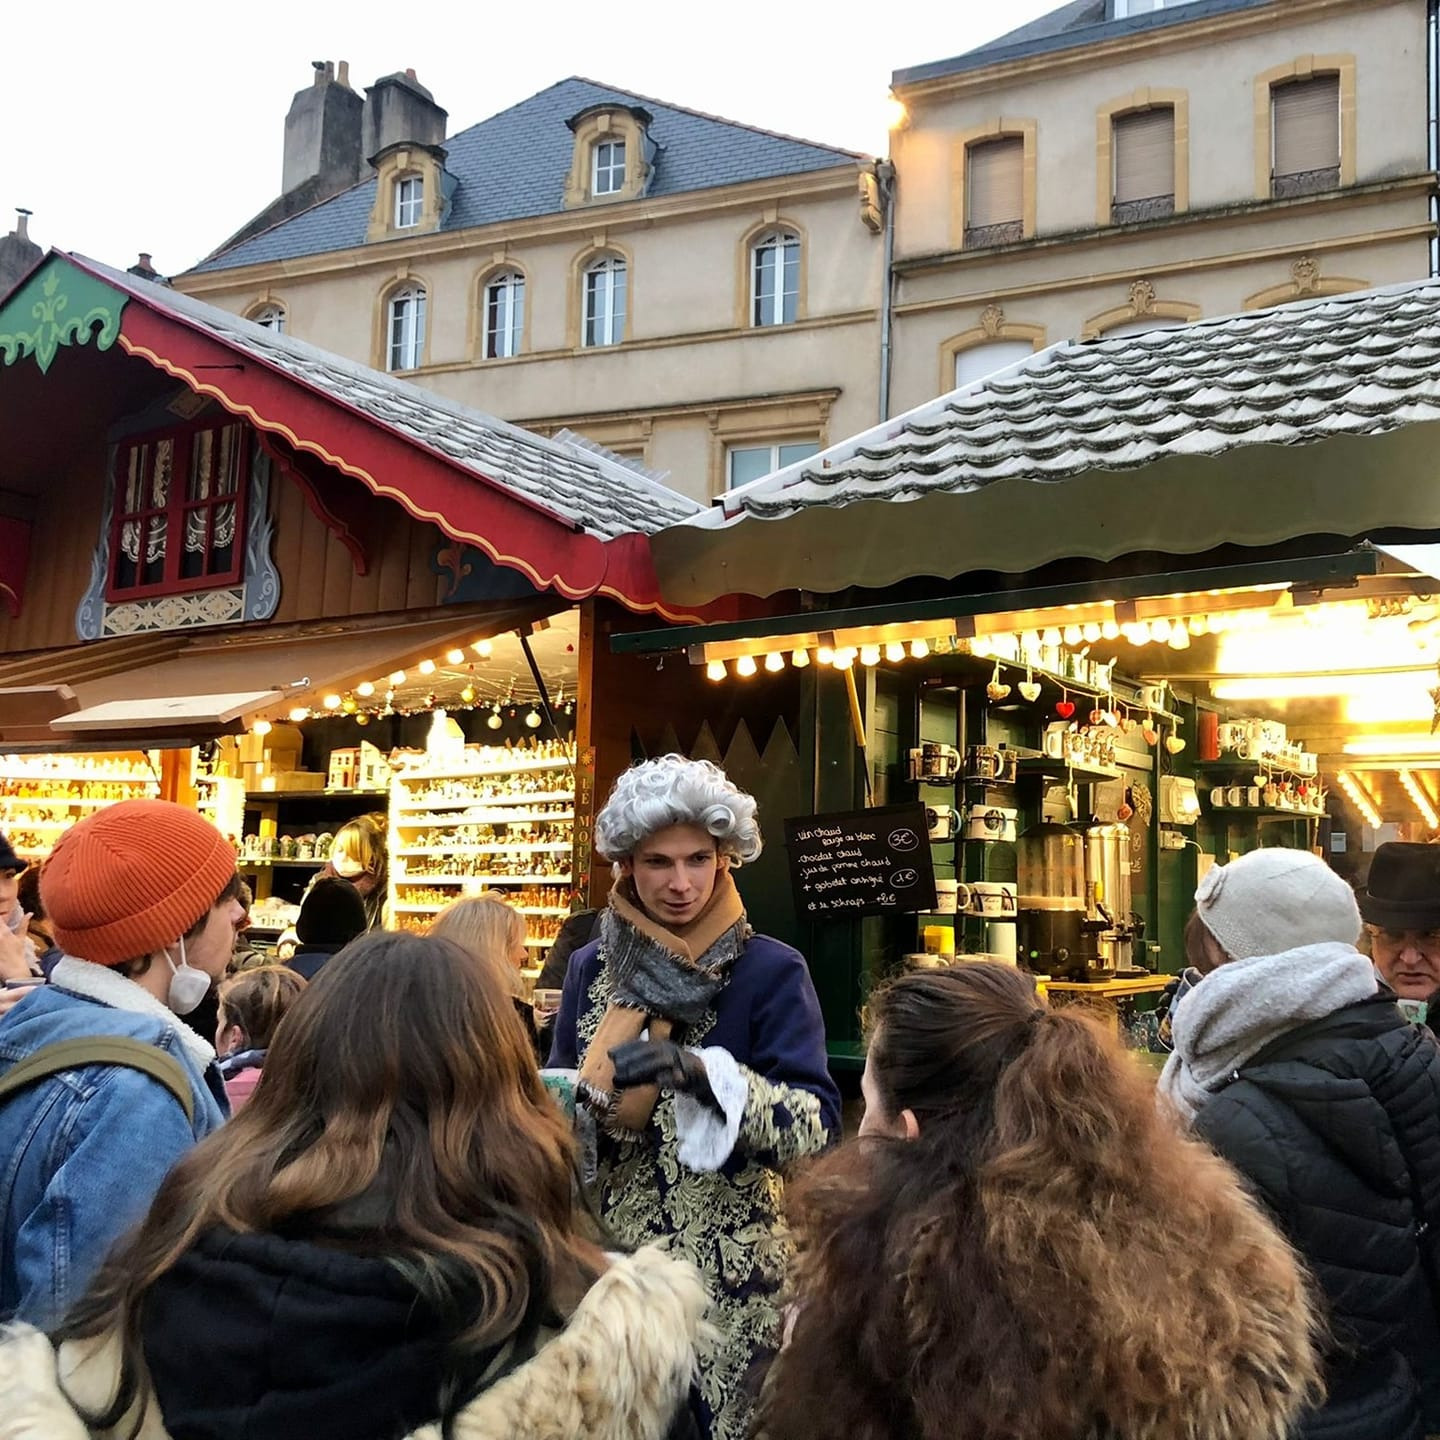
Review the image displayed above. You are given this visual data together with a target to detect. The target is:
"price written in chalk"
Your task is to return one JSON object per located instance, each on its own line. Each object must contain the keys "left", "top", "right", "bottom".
{"left": 784, "top": 803, "right": 938, "bottom": 919}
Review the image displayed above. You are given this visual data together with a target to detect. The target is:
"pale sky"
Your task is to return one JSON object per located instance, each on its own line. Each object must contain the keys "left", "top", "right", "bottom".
{"left": 3, "top": 0, "right": 1060, "bottom": 275}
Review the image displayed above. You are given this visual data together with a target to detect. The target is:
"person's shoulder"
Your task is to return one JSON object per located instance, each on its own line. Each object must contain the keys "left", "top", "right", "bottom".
{"left": 739, "top": 933, "right": 806, "bottom": 970}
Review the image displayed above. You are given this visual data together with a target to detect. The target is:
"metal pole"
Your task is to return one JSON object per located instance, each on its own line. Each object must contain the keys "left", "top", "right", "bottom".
{"left": 877, "top": 160, "right": 897, "bottom": 422}
{"left": 518, "top": 630, "right": 560, "bottom": 739}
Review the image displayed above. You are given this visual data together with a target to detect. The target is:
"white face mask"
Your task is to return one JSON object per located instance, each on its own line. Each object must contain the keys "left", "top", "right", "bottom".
{"left": 4, "top": 903, "right": 25, "bottom": 936}
{"left": 166, "top": 935, "right": 212, "bottom": 1015}
{"left": 330, "top": 849, "right": 365, "bottom": 879}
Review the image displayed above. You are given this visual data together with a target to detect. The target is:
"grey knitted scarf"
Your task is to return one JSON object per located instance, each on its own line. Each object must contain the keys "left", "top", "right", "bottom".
{"left": 601, "top": 903, "right": 750, "bottom": 1027}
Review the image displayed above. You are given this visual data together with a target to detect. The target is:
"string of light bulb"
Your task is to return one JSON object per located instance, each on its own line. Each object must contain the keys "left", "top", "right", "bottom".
{"left": 706, "top": 636, "right": 938, "bottom": 680}
{"left": 1335, "top": 770, "right": 1383, "bottom": 829}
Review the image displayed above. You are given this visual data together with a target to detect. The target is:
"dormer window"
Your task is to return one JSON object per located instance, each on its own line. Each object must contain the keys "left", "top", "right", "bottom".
{"left": 248, "top": 303, "right": 286, "bottom": 333}
{"left": 394, "top": 175, "right": 424, "bottom": 229}
{"left": 592, "top": 140, "right": 626, "bottom": 196}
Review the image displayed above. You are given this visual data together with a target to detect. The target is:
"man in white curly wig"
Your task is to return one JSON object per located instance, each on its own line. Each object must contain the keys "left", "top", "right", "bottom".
{"left": 549, "top": 754, "right": 839, "bottom": 1440}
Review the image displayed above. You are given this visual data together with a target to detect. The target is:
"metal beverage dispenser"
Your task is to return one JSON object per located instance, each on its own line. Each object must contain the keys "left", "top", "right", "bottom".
{"left": 1084, "top": 823, "right": 1134, "bottom": 977}
{"left": 1016, "top": 822, "right": 1102, "bottom": 981}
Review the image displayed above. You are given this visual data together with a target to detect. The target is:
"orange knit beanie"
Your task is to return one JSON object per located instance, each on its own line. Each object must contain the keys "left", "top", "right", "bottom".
{"left": 42, "top": 800, "right": 237, "bottom": 967}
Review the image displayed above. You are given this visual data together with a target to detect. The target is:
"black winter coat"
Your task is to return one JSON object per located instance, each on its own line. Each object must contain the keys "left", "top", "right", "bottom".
{"left": 1193, "top": 994, "right": 1440, "bottom": 1440}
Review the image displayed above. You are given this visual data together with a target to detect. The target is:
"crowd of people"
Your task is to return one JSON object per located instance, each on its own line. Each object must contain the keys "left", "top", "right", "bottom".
{"left": 0, "top": 756, "right": 1438, "bottom": 1440}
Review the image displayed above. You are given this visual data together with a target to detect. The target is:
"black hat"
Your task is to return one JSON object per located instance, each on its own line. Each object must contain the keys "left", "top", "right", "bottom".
{"left": 1356, "top": 843, "right": 1440, "bottom": 931}
{"left": 297, "top": 876, "right": 367, "bottom": 948}
{"left": 0, "top": 832, "right": 29, "bottom": 876}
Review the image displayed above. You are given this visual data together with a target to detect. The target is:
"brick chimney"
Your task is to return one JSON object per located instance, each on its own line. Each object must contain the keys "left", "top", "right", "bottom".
{"left": 0, "top": 208, "right": 43, "bottom": 297}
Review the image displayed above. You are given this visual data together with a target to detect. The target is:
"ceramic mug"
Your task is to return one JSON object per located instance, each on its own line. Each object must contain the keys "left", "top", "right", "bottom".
{"left": 965, "top": 745, "right": 1004, "bottom": 780}
{"left": 934, "top": 879, "right": 973, "bottom": 914}
{"left": 1210, "top": 786, "right": 1228, "bottom": 808}
{"left": 1226, "top": 786, "right": 1244, "bottom": 807}
{"left": 909, "top": 743, "right": 961, "bottom": 783}
{"left": 964, "top": 806, "right": 1018, "bottom": 842}
{"left": 969, "top": 881, "right": 1018, "bottom": 916}
{"left": 926, "top": 804, "right": 959, "bottom": 840}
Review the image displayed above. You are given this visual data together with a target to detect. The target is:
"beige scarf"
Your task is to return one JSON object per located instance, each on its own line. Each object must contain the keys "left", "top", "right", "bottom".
{"left": 578, "top": 870, "right": 746, "bottom": 1134}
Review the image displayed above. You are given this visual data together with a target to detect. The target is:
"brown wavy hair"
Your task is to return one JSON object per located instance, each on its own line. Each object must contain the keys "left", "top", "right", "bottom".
{"left": 55, "top": 930, "right": 603, "bottom": 1436}
{"left": 216, "top": 963, "right": 306, "bottom": 1050}
{"left": 757, "top": 963, "right": 1322, "bottom": 1440}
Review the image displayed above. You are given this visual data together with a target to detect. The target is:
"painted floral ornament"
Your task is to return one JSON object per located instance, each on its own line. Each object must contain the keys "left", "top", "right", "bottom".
{"left": 986, "top": 663, "right": 1011, "bottom": 703}
{"left": 1018, "top": 666, "right": 1041, "bottom": 703}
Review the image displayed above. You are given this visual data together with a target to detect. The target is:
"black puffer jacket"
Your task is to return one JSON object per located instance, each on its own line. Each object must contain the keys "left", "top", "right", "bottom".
{"left": 1193, "top": 994, "right": 1440, "bottom": 1440}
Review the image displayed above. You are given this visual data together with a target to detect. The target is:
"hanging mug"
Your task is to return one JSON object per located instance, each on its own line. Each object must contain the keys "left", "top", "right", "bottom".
{"left": 926, "top": 804, "right": 959, "bottom": 840}
{"left": 934, "top": 880, "right": 973, "bottom": 915}
{"left": 965, "top": 746, "right": 1004, "bottom": 781}
{"left": 908, "top": 744, "right": 961, "bottom": 783}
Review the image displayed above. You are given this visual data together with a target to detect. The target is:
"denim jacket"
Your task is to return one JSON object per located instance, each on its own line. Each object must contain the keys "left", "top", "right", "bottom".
{"left": 0, "top": 958, "right": 227, "bottom": 1328}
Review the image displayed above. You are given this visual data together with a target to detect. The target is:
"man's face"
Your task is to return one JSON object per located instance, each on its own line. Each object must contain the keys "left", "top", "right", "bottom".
{"left": 1367, "top": 924, "right": 1440, "bottom": 1001}
{"left": 623, "top": 823, "right": 722, "bottom": 928}
{"left": 186, "top": 895, "right": 248, "bottom": 980}
{"left": 0, "top": 868, "right": 17, "bottom": 921}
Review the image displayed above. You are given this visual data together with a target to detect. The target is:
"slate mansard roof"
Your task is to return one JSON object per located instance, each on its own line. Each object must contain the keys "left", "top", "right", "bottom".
{"left": 193, "top": 76, "right": 862, "bottom": 275}
{"left": 893, "top": 0, "right": 1274, "bottom": 89}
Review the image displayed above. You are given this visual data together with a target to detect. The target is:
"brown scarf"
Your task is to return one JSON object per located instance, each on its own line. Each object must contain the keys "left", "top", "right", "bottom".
{"left": 578, "top": 870, "right": 747, "bottom": 1134}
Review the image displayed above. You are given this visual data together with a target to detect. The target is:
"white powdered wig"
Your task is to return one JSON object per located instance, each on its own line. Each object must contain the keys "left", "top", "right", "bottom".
{"left": 594, "top": 755, "right": 763, "bottom": 866}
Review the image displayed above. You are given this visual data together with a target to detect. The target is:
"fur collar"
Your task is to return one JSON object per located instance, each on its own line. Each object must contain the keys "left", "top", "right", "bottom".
{"left": 49, "top": 957, "right": 216, "bottom": 1072}
{"left": 0, "top": 1246, "right": 709, "bottom": 1440}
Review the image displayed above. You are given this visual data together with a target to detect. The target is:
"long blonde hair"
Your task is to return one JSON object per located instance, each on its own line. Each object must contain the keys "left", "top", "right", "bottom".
{"left": 429, "top": 894, "right": 527, "bottom": 997}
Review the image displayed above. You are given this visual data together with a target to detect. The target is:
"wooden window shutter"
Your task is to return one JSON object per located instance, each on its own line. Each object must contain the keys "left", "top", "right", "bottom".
{"left": 967, "top": 138, "right": 1024, "bottom": 228}
{"left": 1272, "top": 76, "right": 1340, "bottom": 177}
{"left": 1114, "top": 108, "right": 1175, "bottom": 203}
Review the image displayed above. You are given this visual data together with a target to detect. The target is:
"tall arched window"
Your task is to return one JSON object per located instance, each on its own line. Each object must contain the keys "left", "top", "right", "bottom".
{"left": 249, "top": 303, "right": 286, "bottom": 334}
{"left": 583, "top": 256, "right": 626, "bottom": 348}
{"left": 483, "top": 271, "right": 525, "bottom": 359}
{"left": 387, "top": 283, "right": 427, "bottom": 371}
{"left": 752, "top": 230, "right": 800, "bottom": 327}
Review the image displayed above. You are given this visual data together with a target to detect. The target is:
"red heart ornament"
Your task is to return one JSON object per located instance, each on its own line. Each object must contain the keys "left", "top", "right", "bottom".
{"left": 1142, "top": 725, "right": 1159, "bottom": 746}
{"left": 1056, "top": 700, "right": 1076, "bottom": 719}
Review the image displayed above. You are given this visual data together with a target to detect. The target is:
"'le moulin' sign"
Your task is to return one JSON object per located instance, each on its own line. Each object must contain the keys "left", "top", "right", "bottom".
{"left": 784, "top": 802, "right": 938, "bottom": 920}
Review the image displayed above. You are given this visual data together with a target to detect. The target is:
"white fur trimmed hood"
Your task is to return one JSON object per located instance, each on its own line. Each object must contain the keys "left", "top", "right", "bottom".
{"left": 0, "top": 1245, "right": 710, "bottom": 1440}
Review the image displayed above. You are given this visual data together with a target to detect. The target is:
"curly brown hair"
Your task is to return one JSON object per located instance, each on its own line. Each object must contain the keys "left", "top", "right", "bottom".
{"left": 757, "top": 964, "right": 1322, "bottom": 1440}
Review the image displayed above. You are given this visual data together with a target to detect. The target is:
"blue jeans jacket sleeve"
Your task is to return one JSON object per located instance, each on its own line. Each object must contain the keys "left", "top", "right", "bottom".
{"left": 11, "top": 1067, "right": 199, "bottom": 1329}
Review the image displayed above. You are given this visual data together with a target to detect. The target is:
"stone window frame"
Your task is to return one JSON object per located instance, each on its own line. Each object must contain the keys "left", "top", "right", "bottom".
{"left": 1243, "top": 255, "right": 1369, "bottom": 310}
{"left": 1254, "top": 55, "right": 1356, "bottom": 202}
{"left": 372, "top": 269, "right": 432, "bottom": 372}
{"left": 472, "top": 261, "right": 530, "bottom": 361}
{"left": 735, "top": 215, "right": 808, "bottom": 329}
{"left": 1081, "top": 280, "right": 1200, "bottom": 341}
{"left": 938, "top": 308, "right": 1047, "bottom": 396}
{"left": 567, "top": 240, "right": 633, "bottom": 350}
{"left": 244, "top": 296, "right": 289, "bottom": 334}
{"left": 367, "top": 148, "right": 444, "bottom": 241}
{"left": 705, "top": 396, "right": 833, "bottom": 499}
{"left": 949, "top": 119, "right": 1038, "bottom": 252}
{"left": 1095, "top": 88, "right": 1190, "bottom": 227}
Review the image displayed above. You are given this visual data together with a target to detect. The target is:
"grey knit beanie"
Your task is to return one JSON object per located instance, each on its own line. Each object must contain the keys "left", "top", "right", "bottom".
{"left": 1195, "top": 848, "right": 1361, "bottom": 961}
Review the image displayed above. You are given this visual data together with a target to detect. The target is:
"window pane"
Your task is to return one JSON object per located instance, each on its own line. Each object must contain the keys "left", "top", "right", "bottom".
{"left": 1273, "top": 75, "right": 1340, "bottom": 178}
{"left": 967, "top": 138, "right": 1024, "bottom": 228}
{"left": 728, "top": 446, "right": 773, "bottom": 488}
{"left": 610, "top": 266, "right": 626, "bottom": 341}
{"left": 1113, "top": 108, "right": 1175, "bottom": 204}
{"left": 777, "top": 442, "right": 819, "bottom": 468}
{"left": 953, "top": 340, "right": 1035, "bottom": 391}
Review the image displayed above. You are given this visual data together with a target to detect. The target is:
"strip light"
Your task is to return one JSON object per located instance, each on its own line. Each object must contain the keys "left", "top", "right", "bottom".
{"left": 1399, "top": 770, "right": 1440, "bottom": 829}
{"left": 1336, "top": 770, "right": 1383, "bottom": 828}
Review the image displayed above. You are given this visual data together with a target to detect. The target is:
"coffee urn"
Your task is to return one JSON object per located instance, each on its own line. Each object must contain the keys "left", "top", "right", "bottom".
{"left": 1016, "top": 823, "right": 1104, "bottom": 982}
{"left": 1085, "top": 823, "right": 1135, "bottom": 975}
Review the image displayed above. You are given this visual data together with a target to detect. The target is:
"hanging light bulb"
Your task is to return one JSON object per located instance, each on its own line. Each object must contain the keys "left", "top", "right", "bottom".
{"left": 1187, "top": 616, "right": 1207, "bottom": 637}
{"left": 472, "top": 639, "right": 494, "bottom": 658}
{"left": 909, "top": 638, "right": 930, "bottom": 659}
{"left": 342, "top": 696, "right": 358, "bottom": 713}
{"left": 765, "top": 652, "right": 785, "bottom": 673}
{"left": 460, "top": 684, "right": 476, "bottom": 704}
{"left": 1100, "top": 620, "right": 1120, "bottom": 641}
{"left": 1168, "top": 628, "right": 1191, "bottom": 650}
{"left": 885, "top": 642, "right": 906, "bottom": 663}
{"left": 389, "top": 670, "right": 407, "bottom": 685}
{"left": 525, "top": 706, "right": 542, "bottom": 728}
{"left": 791, "top": 648, "right": 811, "bottom": 668}
{"left": 1148, "top": 618, "right": 1173, "bottom": 643}
{"left": 1082, "top": 623, "right": 1102, "bottom": 644}
{"left": 418, "top": 659, "right": 436, "bottom": 676}
{"left": 1063, "top": 625, "right": 1082, "bottom": 646}
{"left": 735, "top": 655, "right": 758, "bottom": 677}
{"left": 323, "top": 693, "right": 343, "bottom": 710}
{"left": 707, "top": 660, "right": 727, "bottom": 681}
{"left": 971, "top": 637, "right": 991, "bottom": 658}
{"left": 252, "top": 719, "right": 272, "bottom": 737}
{"left": 487, "top": 706, "right": 503, "bottom": 730}
{"left": 860, "top": 644, "right": 881, "bottom": 667}
{"left": 816, "top": 645, "right": 835, "bottom": 665}
{"left": 833, "top": 648, "right": 856, "bottom": 669}
{"left": 288, "top": 706, "right": 308, "bottom": 722}
{"left": 1042, "top": 627, "right": 1062, "bottom": 647}
{"left": 446, "top": 649, "right": 466, "bottom": 665}
{"left": 356, "top": 681, "right": 375, "bottom": 698}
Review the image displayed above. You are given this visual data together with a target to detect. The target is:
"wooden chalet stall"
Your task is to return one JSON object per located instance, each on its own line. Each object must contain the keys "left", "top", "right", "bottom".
{"left": 0, "top": 251, "right": 745, "bottom": 968}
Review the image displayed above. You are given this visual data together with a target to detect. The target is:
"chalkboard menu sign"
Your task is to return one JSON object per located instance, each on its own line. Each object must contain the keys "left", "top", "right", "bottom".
{"left": 784, "top": 803, "right": 938, "bottom": 919}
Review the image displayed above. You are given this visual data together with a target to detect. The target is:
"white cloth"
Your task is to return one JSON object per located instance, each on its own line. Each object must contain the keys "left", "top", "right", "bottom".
{"left": 1158, "top": 941, "right": 1378, "bottom": 1123}
{"left": 49, "top": 955, "right": 216, "bottom": 1071}
{"left": 673, "top": 1045, "right": 747, "bottom": 1172}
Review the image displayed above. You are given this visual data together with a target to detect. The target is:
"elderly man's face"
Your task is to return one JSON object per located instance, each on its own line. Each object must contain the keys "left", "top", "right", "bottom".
{"left": 1366, "top": 924, "right": 1440, "bottom": 1001}
{"left": 622, "top": 823, "right": 723, "bottom": 929}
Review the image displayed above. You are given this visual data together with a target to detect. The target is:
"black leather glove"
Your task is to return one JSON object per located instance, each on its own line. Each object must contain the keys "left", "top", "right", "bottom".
{"left": 608, "top": 1038, "right": 723, "bottom": 1116}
